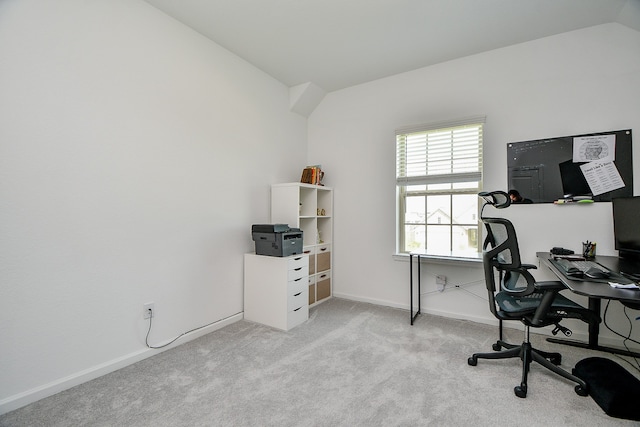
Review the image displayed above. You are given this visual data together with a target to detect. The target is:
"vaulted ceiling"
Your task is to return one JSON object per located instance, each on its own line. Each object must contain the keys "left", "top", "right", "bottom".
{"left": 145, "top": 0, "right": 640, "bottom": 92}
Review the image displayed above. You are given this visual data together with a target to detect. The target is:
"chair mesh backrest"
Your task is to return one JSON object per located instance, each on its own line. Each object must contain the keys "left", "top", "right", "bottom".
{"left": 482, "top": 217, "right": 525, "bottom": 298}
{"left": 483, "top": 217, "right": 521, "bottom": 268}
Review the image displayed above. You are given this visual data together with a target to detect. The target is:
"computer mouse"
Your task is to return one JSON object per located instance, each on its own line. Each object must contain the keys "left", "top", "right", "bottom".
{"left": 585, "top": 267, "right": 610, "bottom": 279}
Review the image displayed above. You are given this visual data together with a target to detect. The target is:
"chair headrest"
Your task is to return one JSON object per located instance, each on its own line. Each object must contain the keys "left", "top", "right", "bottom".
{"left": 479, "top": 191, "right": 511, "bottom": 209}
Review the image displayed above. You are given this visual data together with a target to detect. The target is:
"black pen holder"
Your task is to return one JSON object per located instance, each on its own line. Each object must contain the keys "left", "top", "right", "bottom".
{"left": 583, "top": 242, "right": 596, "bottom": 259}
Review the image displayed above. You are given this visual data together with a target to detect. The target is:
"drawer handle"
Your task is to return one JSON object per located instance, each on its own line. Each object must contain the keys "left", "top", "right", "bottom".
{"left": 294, "top": 307, "right": 301, "bottom": 312}
{"left": 320, "top": 274, "right": 327, "bottom": 279}
{"left": 320, "top": 248, "right": 327, "bottom": 252}
{"left": 294, "top": 277, "right": 302, "bottom": 282}
{"left": 294, "top": 256, "right": 302, "bottom": 261}
{"left": 303, "top": 250, "right": 311, "bottom": 254}
{"left": 294, "top": 267, "right": 302, "bottom": 271}
{"left": 294, "top": 292, "right": 302, "bottom": 296}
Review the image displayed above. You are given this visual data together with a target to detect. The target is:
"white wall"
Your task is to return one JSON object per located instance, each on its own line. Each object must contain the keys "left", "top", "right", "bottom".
{"left": 2, "top": 1, "right": 639, "bottom": 414}
{"left": 310, "top": 24, "right": 640, "bottom": 342}
{"left": 0, "top": 0, "right": 306, "bottom": 412}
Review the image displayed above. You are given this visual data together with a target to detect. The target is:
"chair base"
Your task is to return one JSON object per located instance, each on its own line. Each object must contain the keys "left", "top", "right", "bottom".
{"left": 491, "top": 339, "right": 562, "bottom": 364}
{"left": 468, "top": 340, "right": 588, "bottom": 398}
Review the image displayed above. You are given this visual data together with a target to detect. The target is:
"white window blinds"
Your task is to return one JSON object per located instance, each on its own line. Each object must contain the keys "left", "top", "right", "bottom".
{"left": 396, "top": 116, "right": 484, "bottom": 186}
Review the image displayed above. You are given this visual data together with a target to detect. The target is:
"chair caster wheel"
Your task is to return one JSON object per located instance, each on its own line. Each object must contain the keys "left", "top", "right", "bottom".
{"left": 492, "top": 343, "right": 501, "bottom": 351}
{"left": 514, "top": 385, "right": 527, "bottom": 398}
{"left": 468, "top": 356, "right": 477, "bottom": 366}
{"left": 575, "top": 385, "right": 588, "bottom": 396}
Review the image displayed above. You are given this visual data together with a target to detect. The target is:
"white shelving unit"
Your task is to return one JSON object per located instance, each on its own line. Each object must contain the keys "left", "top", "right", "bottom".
{"left": 271, "top": 183, "right": 333, "bottom": 306}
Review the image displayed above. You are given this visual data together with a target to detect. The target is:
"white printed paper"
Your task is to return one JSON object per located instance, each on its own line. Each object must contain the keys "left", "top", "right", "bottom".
{"left": 609, "top": 282, "right": 640, "bottom": 290}
{"left": 580, "top": 161, "right": 625, "bottom": 196}
{"left": 573, "top": 134, "right": 615, "bottom": 163}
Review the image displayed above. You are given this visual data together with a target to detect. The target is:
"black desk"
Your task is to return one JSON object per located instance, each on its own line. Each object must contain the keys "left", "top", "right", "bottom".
{"left": 537, "top": 252, "right": 640, "bottom": 357}
{"left": 409, "top": 251, "right": 482, "bottom": 325}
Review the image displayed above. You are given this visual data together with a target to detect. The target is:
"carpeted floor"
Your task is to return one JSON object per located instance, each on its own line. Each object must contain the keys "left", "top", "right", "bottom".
{"left": 1, "top": 298, "right": 637, "bottom": 426}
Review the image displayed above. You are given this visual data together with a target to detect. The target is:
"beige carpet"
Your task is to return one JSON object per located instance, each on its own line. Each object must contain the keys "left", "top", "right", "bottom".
{"left": 1, "top": 298, "right": 636, "bottom": 426}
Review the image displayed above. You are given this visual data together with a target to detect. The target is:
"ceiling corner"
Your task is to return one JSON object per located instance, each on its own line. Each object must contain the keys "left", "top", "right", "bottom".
{"left": 617, "top": 0, "right": 640, "bottom": 32}
{"left": 289, "top": 83, "right": 326, "bottom": 118}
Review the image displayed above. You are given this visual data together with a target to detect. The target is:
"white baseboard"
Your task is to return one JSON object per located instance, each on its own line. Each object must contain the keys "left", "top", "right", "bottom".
{"left": 333, "top": 292, "right": 493, "bottom": 322}
{"left": 0, "top": 313, "right": 243, "bottom": 415}
{"left": 334, "top": 292, "right": 500, "bottom": 326}
{"left": 332, "top": 292, "right": 408, "bottom": 311}
{"left": 333, "top": 292, "right": 594, "bottom": 343}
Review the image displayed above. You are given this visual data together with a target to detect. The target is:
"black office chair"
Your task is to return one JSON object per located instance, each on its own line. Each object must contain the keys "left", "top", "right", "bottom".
{"left": 468, "top": 191, "right": 600, "bottom": 398}
{"left": 480, "top": 192, "right": 538, "bottom": 350}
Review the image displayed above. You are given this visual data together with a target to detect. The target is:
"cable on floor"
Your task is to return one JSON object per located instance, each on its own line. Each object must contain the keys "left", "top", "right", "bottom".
{"left": 145, "top": 310, "right": 242, "bottom": 349}
{"left": 420, "top": 279, "right": 487, "bottom": 301}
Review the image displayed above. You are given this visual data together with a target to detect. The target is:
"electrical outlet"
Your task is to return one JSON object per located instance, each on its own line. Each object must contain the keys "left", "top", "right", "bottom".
{"left": 143, "top": 302, "right": 155, "bottom": 319}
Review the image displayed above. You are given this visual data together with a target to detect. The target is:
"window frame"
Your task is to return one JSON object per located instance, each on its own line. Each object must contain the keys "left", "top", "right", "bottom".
{"left": 396, "top": 117, "right": 484, "bottom": 257}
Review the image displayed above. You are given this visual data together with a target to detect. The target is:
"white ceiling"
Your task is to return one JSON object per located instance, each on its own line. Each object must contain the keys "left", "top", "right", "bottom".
{"left": 145, "top": 0, "right": 640, "bottom": 92}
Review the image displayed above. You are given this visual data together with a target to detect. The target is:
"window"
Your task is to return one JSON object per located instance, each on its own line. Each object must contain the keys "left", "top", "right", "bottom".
{"left": 396, "top": 117, "right": 484, "bottom": 256}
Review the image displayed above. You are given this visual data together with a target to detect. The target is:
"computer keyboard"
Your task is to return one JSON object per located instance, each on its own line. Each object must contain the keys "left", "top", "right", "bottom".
{"left": 552, "top": 258, "right": 609, "bottom": 276}
{"left": 571, "top": 260, "right": 605, "bottom": 273}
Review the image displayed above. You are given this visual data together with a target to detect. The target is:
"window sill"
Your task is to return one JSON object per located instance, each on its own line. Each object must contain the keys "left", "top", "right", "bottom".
{"left": 393, "top": 251, "right": 482, "bottom": 267}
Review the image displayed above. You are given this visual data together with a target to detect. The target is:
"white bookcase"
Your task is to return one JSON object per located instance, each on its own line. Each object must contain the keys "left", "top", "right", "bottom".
{"left": 271, "top": 183, "right": 333, "bottom": 306}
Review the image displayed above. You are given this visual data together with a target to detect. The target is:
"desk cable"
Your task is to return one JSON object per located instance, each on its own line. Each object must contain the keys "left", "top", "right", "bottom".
{"left": 145, "top": 310, "right": 242, "bottom": 349}
{"left": 603, "top": 300, "right": 640, "bottom": 374}
{"left": 420, "top": 278, "right": 486, "bottom": 300}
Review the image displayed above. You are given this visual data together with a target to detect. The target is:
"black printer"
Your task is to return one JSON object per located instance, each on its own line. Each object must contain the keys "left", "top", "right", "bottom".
{"left": 251, "top": 224, "right": 303, "bottom": 257}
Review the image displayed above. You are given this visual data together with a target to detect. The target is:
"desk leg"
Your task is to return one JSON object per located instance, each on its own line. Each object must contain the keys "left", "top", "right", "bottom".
{"left": 410, "top": 254, "right": 421, "bottom": 325}
{"left": 547, "top": 297, "right": 640, "bottom": 358}
{"left": 410, "top": 254, "right": 413, "bottom": 324}
{"left": 588, "top": 297, "right": 601, "bottom": 348}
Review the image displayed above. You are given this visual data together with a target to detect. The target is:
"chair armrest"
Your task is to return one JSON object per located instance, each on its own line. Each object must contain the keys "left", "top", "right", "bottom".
{"left": 500, "top": 267, "right": 537, "bottom": 296}
{"left": 532, "top": 290, "right": 558, "bottom": 325}
{"left": 530, "top": 281, "right": 567, "bottom": 325}
{"left": 522, "top": 263, "right": 537, "bottom": 270}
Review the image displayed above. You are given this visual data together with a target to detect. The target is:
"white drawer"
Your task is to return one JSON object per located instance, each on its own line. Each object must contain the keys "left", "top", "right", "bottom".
{"left": 316, "top": 271, "right": 331, "bottom": 301}
{"left": 316, "top": 271, "right": 331, "bottom": 281}
{"left": 287, "top": 305, "right": 309, "bottom": 330}
{"left": 288, "top": 281, "right": 308, "bottom": 311}
{"left": 289, "top": 277, "right": 307, "bottom": 295}
{"left": 288, "top": 255, "right": 307, "bottom": 271}
{"left": 288, "top": 264, "right": 308, "bottom": 281}
{"left": 317, "top": 244, "right": 331, "bottom": 254}
{"left": 303, "top": 247, "right": 316, "bottom": 275}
